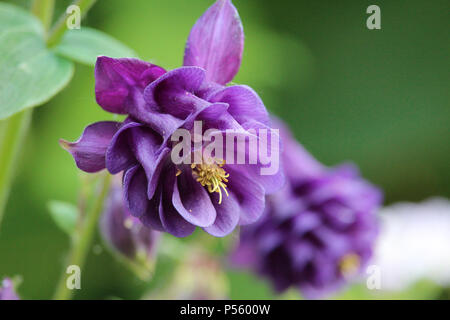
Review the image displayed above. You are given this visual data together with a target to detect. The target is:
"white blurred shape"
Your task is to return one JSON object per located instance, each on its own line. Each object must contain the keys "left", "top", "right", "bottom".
{"left": 373, "top": 198, "right": 450, "bottom": 291}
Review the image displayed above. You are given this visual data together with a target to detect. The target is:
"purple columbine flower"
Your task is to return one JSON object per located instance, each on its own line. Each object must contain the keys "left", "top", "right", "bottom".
{"left": 0, "top": 278, "right": 19, "bottom": 300}
{"left": 61, "top": 0, "right": 283, "bottom": 238}
{"left": 231, "top": 119, "right": 382, "bottom": 298}
{"left": 100, "top": 176, "right": 160, "bottom": 279}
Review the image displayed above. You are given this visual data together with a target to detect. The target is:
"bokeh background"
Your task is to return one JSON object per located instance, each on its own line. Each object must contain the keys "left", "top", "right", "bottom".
{"left": 0, "top": 0, "right": 449, "bottom": 299}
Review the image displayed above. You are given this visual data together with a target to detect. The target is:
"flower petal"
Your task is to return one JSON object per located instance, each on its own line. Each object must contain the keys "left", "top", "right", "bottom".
{"left": 106, "top": 121, "right": 141, "bottom": 174}
{"left": 127, "top": 126, "right": 167, "bottom": 199}
{"left": 172, "top": 169, "right": 217, "bottom": 227}
{"left": 184, "top": 0, "right": 244, "bottom": 85}
{"left": 159, "top": 197, "right": 196, "bottom": 238}
{"left": 183, "top": 102, "right": 230, "bottom": 132}
{"left": 204, "top": 192, "right": 240, "bottom": 237}
{"left": 159, "top": 167, "right": 196, "bottom": 237}
{"left": 60, "top": 121, "right": 121, "bottom": 173}
{"left": 143, "top": 67, "right": 207, "bottom": 119}
{"left": 271, "top": 117, "right": 324, "bottom": 184}
{"left": 226, "top": 166, "right": 265, "bottom": 225}
{"left": 241, "top": 120, "right": 285, "bottom": 194}
{"left": 208, "top": 85, "right": 269, "bottom": 125}
{"left": 95, "top": 56, "right": 165, "bottom": 114}
{"left": 123, "top": 165, "right": 149, "bottom": 218}
{"left": 139, "top": 189, "right": 165, "bottom": 232}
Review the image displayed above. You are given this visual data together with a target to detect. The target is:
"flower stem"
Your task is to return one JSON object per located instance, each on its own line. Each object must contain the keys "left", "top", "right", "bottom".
{"left": 47, "top": 0, "right": 97, "bottom": 47}
{"left": 0, "top": 111, "right": 32, "bottom": 229}
{"left": 53, "top": 173, "right": 111, "bottom": 300}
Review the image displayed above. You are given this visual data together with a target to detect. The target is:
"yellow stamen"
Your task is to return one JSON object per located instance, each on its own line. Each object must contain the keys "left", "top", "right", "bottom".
{"left": 176, "top": 169, "right": 182, "bottom": 177}
{"left": 339, "top": 253, "right": 360, "bottom": 277}
{"left": 191, "top": 159, "right": 229, "bottom": 204}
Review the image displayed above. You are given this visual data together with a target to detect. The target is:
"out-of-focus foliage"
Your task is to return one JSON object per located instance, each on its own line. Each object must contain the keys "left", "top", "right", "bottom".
{"left": 0, "top": 3, "right": 73, "bottom": 119}
{"left": 0, "top": 0, "right": 448, "bottom": 299}
{"left": 55, "top": 27, "right": 138, "bottom": 66}
{"left": 47, "top": 200, "right": 78, "bottom": 235}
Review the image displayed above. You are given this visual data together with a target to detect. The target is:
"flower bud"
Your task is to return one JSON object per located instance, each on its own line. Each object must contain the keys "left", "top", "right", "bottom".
{"left": 100, "top": 178, "right": 160, "bottom": 279}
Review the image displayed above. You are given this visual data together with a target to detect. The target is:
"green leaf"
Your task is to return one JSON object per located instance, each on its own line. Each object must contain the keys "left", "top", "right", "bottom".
{"left": 48, "top": 200, "right": 79, "bottom": 235}
{"left": 0, "top": 3, "right": 74, "bottom": 120}
{"left": 0, "top": 3, "right": 43, "bottom": 36}
{"left": 55, "top": 27, "right": 138, "bottom": 66}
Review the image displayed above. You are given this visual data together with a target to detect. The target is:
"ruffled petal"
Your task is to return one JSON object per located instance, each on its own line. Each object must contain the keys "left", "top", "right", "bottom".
{"left": 123, "top": 165, "right": 149, "bottom": 218}
{"left": 204, "top": 192, "right": 240, "bottom": 237}
{"left": 127, "top": 126, "right": 166, "bottom": 199}
{"left": 240, "top": 120, "right": 285, "bottom": 194}
{"left": 271, "top": 117, "right": 324, "bottom": 184}
{"left": 184, "top": 0, "right": 244, "bottom": 85}
{"left": 143, "top": 67, "right": 207, "bottom": 119}
{"left": 106, "top": 121, "right": 141, "bottom": 174}
{"left": 139, "top": 189, "right": 165, "bottom": 232}
{"left": 95, "top": 56, "right": 165, "bottom": 114}
{"left": 208, "top": 85, "right": 269, "bottom": 126}
{"left": 172, "top": 169, "right": 216, "bottom": 227}
{"left": 60, "top": 121, "right": 121, "bottom": 173}
{"left": 158, "top": 166, "right": 196, "bottom": 237}
{"left": 182, "top": 102, "right": 230, "bottom": 132}
{"left": 225, "top": 166, "right": 265, "bottom": 225}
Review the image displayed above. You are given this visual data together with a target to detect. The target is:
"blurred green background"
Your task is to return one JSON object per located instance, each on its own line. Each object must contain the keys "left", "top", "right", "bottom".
{"left": 0, "top": 0, "right": 448, "bottom": 299}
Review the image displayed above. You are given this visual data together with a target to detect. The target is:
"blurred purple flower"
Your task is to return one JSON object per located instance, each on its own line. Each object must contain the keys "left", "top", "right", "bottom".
{"left": 0, "top": 278, "right": 19, "bottom": 300}
{"left": 231, "top": 119, "right": 382, "bottom": 298}
{"left": 61, "top": 0, "right": 283, "bottom": 238}
{"left": 100, "top": 177, "right": 160, "bottom": 278}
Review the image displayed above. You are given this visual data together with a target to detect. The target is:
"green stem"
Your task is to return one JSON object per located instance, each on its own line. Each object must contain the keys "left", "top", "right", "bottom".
{"left": 0, "top": 111, "right": 32, "bottom": 229}
{"left": 47, "top": 0, "right": 97, "bottom": 47}
{"left": 31, "top": 0, "right": 55, "bottom": 31}
{"left": 53, "top": 174, "right": 111, "bottom": 300}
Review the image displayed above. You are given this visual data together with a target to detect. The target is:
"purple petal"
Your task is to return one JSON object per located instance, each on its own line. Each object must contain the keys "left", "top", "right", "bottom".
{"left": 123, "top": 165, "right": 149, "bottom": 218}
{"left": 159, "top": 167, "right": 196, "bottom": 237}
{"left": 241, "top": 121, "right": 285, "bottom": 194}
{"left": 139, "top": 190, "right": 165, "bottom": 232}
{"left": 204, "top": 192, "right": 240, "bottom": 237}
{"left": 291, "top": 211, "right": 322, "bottom": 235}
{"left": 208, "top": 85, "right": 269, "bottom": 125}
{"left": 143, "top": 67, "right": 207, "bottom": 118}
{"left": 146, "top": 148, "right": 171, "bottom": 200}
{"left": 184, "top": 0, "right": 244, "bottom": 85}
{"left": 95, "top": 56, "right": 165, "bottom": 114}
{"left": 197, "top": 102, "right": 229, "bottom": 122}
{"left": 95, "top": 58, "right": 182, "bottom": 140}
{"left": 286, "top": 241, "right": 314, "bottom": 270}
{"left": 226, "top": 166, "right": 265, "bottom": 225}
{"left": 159, "top": 198, "right": 196, "bottom": 238}
{"left": 60, "top": 121, "right": 121, "bottom": 173}
{"left": 271, "top": 117, "right": 324, "bottom": 183}
{"left": 106, "top": 121, "right": 141, "bottom": 174}
{"left": 221, "top": 122, "right": 285, "bottom": 194}
{"left": 172, "top": 169, "right": 216, "bottom": 227}
{"left": 183, "top": 102, "right": 230, "bottom": 132}
{"left": 127, "top": 126, "right": 167, "bottom": 199}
